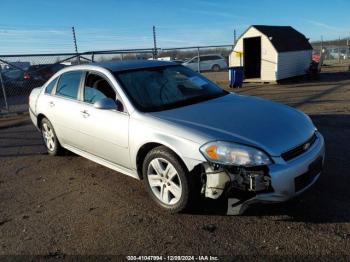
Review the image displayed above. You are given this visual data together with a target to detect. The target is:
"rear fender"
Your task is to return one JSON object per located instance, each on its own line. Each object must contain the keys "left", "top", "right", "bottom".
{"left": 28, "top": 87, "right": 43, "bottom": 128}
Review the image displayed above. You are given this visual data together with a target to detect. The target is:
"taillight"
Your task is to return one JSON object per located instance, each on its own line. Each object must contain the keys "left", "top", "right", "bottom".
{"left": 23, "top": 72, "right": 30, "bottom": 80}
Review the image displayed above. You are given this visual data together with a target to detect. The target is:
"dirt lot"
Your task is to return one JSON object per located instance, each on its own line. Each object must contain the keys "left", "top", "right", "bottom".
{"left": 1, "top": 65, "right": 350, "bottom": 258}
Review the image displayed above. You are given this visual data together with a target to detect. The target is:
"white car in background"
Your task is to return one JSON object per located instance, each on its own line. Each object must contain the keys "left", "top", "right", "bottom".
{"left": 182, "top": 54, "right": 228, "bottom": 72}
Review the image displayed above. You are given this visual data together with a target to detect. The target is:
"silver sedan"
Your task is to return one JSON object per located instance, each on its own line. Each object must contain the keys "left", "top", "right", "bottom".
{"left": 29, "top": 60, "right": 325, "bottom": 214}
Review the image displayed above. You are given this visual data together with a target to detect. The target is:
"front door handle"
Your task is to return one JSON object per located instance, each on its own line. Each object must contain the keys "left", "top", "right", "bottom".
{"left": 80, "top": 110, "right": 90, "bottom": 118}
{"left": 49, "top": 101, "right": 55, "bottom": 107}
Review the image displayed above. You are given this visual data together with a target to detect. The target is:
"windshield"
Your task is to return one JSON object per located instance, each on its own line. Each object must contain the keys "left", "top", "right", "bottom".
{"left": 114, "top": 65, "right": 228, "bottom": 112}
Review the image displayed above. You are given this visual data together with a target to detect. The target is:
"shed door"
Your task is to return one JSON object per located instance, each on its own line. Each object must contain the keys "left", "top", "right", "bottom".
{"left": 243, "top": 37, "right": 261, "bottom": 78}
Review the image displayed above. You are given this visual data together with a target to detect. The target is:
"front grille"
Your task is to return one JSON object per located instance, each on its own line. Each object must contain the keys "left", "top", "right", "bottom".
{"left": 282, "top": 133, "right": 317, "bottom": 161}
{"left": 294, "top": 156, "right": 323, "bottom": 192}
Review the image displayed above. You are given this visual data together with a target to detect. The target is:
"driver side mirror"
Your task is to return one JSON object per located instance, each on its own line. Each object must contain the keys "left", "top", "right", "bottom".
{"left": 93, "top": 97, "right": 124, "bottom": 112}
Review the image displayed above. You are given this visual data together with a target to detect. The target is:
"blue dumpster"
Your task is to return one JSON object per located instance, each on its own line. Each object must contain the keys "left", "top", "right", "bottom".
{"left": 229, "top": 66, "right": 244, "bottom": 88}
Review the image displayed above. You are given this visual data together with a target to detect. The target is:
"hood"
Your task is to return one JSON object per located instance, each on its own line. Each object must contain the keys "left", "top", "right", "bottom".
{"left": 150, "top": 93, "right": 316, "bottom": 156}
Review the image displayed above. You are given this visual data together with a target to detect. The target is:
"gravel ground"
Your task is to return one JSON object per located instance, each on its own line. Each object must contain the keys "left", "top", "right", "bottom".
{"left": 0, "top": 65, "right": 350, "bottom": 258}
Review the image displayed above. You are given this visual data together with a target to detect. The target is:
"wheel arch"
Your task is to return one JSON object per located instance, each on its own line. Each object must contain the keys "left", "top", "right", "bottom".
{"left": 136, "top": 142, "right": 191, "bottom": 180}
{"left": 37, "top": 113, "right": 47, "bottom": 128}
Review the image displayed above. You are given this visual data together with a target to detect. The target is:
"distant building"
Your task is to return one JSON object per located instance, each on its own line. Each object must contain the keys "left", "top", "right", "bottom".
{"left": 229, "top": 25, "right": 313, "bottom": 82}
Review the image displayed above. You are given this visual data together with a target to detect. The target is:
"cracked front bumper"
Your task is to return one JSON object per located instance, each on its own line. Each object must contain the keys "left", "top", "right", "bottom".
{"left": 254, "top": 132, "right": 325, "bottom": 203}
{"left": 227, "top": 132, "right": 325, "bottom": 215}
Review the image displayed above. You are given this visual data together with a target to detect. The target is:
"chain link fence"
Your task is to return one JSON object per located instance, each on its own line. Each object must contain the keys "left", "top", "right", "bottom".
{"left": 312, "top": 43, "right": 350, "bottom": 65}
{"left": 1, "top": 42, "right": 348, "bottom": 114}
{"left": 158, "top": 45, "right": 232, "bottom": 72}
{"left": 0, "top": 45, "right": 233, "bottom": 114}
{"left": 0, "top": 49, "right": 157, "bottom": 113}
{"left": 0, "top": 53, "right": 79, "bottom": 113}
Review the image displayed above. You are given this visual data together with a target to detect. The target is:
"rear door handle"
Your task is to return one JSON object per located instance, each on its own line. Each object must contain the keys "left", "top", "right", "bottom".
{"left": 49, "top": 101, "right": 55, "bottom": 107}
{"left": 80, "top": 110, "right": 90, "bottom": 118}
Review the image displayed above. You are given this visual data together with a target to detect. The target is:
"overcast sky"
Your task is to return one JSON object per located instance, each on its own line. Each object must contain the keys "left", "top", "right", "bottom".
{"left": 0, "top": 0, "right": 349, "bottom": 54}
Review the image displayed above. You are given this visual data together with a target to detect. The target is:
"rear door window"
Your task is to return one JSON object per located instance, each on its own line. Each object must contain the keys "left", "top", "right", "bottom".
{"left": 55, "top": 71, "right": 82, "bottom": 99}
{"left": 199, "top": 56, "right": 208, "bottom": 61}
{"left": 45, "top": 77, "right": 58, "bottom": 94}
{"left": 204, "top": 56, "right": 219, "bottom": 60}
{"left": 213, "top": 55, "right": 223, "bottom": 60}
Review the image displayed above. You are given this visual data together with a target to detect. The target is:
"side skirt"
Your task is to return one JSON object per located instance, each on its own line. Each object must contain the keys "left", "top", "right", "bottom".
{"left": 63, "top": 144, "right": 139, "bottom": 180}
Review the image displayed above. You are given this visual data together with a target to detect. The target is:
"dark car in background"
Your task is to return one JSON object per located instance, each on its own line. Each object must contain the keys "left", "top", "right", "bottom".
{"left": 30, "top": 63, "right": 66, "bottom": 81}
{"left": 1, "top": 68, "right": 45, "bottom": 96}
{"left": 0, "top": 63, "right": 66, "bottom": 96}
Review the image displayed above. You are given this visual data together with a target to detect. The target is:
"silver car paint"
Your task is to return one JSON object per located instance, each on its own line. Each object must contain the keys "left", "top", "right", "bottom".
{"left": 29, "top": 64, "right": 325, "bottom": 204}
{"left": 150, "top": 93, "right": 316, "bottom": 156}
{"left": 30, "top": 65, "right": 207, "bottom": 178}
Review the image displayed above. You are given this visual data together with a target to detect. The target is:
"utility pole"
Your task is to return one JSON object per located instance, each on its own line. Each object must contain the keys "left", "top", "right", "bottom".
{"left": 234, "top": 29, "right": 237, "bottom": 44}
{"left": 338, "top": 36, "right": 341, "bottom": 63}
{"left": 153, "top": 25, "right": 158, "bottom": 59}
{"left": 347, "top": 36, "right": 350, "bottom": 61}
{"left": 72, "top": 26, "right": 80, "bottom": 64}
{"left": 320, "top": 35, "right": 324, "bottom": 66}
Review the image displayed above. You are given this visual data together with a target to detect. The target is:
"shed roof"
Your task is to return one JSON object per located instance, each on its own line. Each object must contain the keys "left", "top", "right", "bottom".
{"left": 252, "top": 25, "right": 313, "bottom": 52}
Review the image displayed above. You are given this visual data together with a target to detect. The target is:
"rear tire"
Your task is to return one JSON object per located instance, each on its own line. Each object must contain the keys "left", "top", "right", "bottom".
{"left": 40, "top": 118, "right": 63, "bottom": 156}
{"left": 143, "top": 146, "right": 196, "bottom": 213}
{"left": 212, "top": 64, "right": 220, "bottom": 72}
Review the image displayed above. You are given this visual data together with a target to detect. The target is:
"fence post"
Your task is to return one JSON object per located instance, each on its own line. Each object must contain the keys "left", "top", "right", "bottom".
{"left": 72, "top": 26, "right": 80, "bottom": 64}
{"left": 197, "top": 47, "right": 200, "bottom": 73}
{"left": 0, "top": 72, "right": 9, "bottom": 111}
{"left": 153, "top": 26, "right": 158, "bottom": 59}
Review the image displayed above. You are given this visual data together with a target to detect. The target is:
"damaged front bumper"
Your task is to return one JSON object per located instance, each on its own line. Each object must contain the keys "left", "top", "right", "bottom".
{"left": 201, "top": 132, "right": 325, "bottom": 215}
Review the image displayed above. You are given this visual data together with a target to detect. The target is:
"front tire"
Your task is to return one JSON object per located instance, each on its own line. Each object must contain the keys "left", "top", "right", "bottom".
{"left": 143, "top": 146, "right": 193, "bottom": 213}
{"left": 40, "top": 118, "right": 63, "bottom": 156}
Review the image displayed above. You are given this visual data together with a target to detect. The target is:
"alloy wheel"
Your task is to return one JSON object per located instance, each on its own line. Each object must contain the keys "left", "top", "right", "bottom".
{"left": 42, "top": 122, "right": 56, "bottom": 151}
{"left": 147, "top": 158, "right": 182, "bottom": 205}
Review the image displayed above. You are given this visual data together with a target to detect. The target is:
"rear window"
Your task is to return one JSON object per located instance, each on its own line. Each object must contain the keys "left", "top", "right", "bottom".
{"left": 3, "top": 70, "right": 23, "bottom": 79}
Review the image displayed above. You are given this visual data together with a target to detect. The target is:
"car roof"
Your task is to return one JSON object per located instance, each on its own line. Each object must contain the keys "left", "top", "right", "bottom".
{"left": 92, "top": 60, "right": 176, "bottom": 72}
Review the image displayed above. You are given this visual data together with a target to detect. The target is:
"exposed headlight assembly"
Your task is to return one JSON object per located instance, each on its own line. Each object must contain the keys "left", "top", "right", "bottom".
{"left": 200, "top": 141, "right": 272, "bottom": 166}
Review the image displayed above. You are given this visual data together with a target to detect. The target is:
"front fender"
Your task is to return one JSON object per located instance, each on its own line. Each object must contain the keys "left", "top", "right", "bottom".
{"left": 129, "top": 117, "right": 206, "bottom": 172}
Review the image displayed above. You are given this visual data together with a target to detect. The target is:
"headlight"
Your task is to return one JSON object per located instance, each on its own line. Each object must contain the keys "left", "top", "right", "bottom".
{"left": 200, "top": 141, "right": 272, "bottom": 166}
